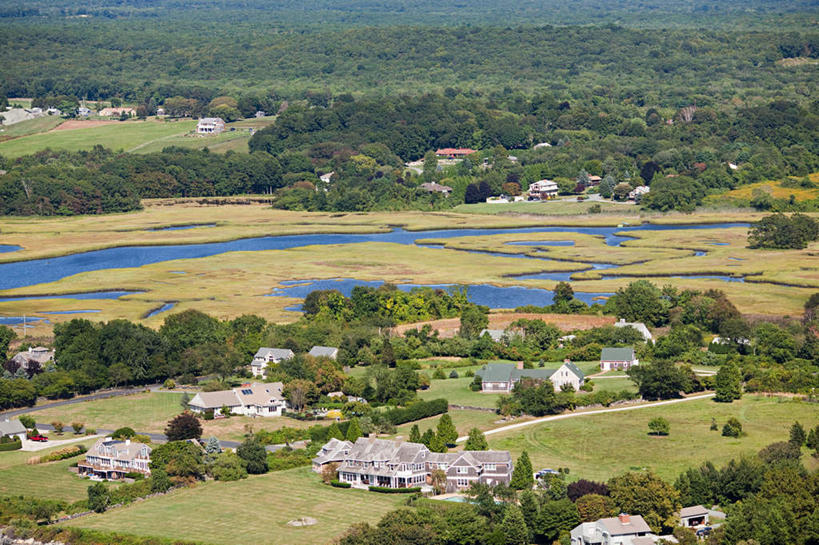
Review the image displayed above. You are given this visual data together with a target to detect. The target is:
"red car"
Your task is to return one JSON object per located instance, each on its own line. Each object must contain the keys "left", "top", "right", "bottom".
{"left": 29, "top": 434, "right": 48, "bottom": 442}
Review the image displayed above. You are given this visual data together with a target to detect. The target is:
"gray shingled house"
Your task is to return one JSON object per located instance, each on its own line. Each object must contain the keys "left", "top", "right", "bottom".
{"left": 599, "top": 347, "right": 639, "bottom": 371}
{"left": 476, "top": 361, "right": 585, "bottom": 393}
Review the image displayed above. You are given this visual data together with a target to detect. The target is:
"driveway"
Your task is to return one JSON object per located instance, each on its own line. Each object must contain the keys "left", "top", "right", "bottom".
{"left": 455, "top": 393, "right": 715, "bottom": 442}
{"left": 32, "top": 423, "right": 240, "bottom": 450}
{"left": 20, "top": 434, "right": 103, "bottom": 452}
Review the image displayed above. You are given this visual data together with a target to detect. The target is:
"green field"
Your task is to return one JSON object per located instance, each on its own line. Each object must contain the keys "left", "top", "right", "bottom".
{"left": 0, "top": 119, "right": 197, "bottom": 158}
{"left": 62, "top": 466, "right": 404, "bottom": 545}
{"left": 0, "top": 438, "right": 110, "bottom": 502}
{"left": 0, "top": 116, "right": 63, "bottom": 141}
{"left": 33, "top": 392, "right": 185, "bottom": 434}
{"left": 453, "top": 199, "right": 640, "bottom": 216}
{"left": 489, "top": 395, "right": 819, "bottom": 482}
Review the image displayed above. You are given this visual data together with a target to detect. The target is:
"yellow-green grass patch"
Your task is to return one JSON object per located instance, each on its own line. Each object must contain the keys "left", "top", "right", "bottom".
{"left": 0, "top": 119, "right": 197, "bottom": 158}
{"left": 488, "top": 395, "right": 819, "bottom": 482}
{"left": 31, "top": 392, "right": 185, "bottom": 434}
{"left": 62, "top": 466, "right": 404, "bottom": 545}
{"left": 392, "top": 409, "right": 510, "bottom": 439}
{"left": 706, "top": 176, "right": 819, "bottom": 204}
{"left": 0, "top": 115, "right": 64, "bottom": 141}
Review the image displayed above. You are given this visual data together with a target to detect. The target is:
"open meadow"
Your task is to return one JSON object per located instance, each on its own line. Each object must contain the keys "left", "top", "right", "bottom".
{"left": 61, "top": 466, "right": 405, "bottom": 545}
{"left": 0, "top": 438, "right": 112, "bottom": 502}
{"left": 488, "top": 395, "right": 819, "bottom": 482}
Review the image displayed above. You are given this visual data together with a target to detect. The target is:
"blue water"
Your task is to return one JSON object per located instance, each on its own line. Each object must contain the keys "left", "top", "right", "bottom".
{"left": 149, "top": 224, "right": 216, "bottom": 231}
{"left": 694, "top": 251, "right": 707, "bottom": 256}
{"left": 505, "top": 240, "right": 575, "bottom": 247}
{"left": 512, "top": 262, "right": 619, "bottom": 282}
{"left": 268, "top": 278, "right": 613, "bottom": 311}
{"left": 0, "top": 316, "right": 44, "bottom": 325}
{"left": 145, "top": 303, "right": 176, "bottom": 318}
{"left": 0, "top": 223, "right": 748, "bottom": 292}
{"left": 0, "top": 245, "right": 22, "bottom": 253}
{"left": 0, "top": 290, "right": 143, "bottom": 302}
{"left": 708, "top": 242, "right": 730, "bottom": 246}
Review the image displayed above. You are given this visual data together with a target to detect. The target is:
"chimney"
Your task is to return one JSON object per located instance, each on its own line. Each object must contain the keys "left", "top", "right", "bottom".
{"left": 619, "top": 319, "right": 625, "bottom": 323}
{"left": 125, "top": 439, "right": 131, "bottom": 446}
{"left": 28, "top": 347, "right": 32, "bottom": 353}
{"left": 564, "top": 358, "right": 571, "bottom": 364}
{"left": 618, "top": 513, "right": 630, "bottom": 524}
{"left": 516, "top": 361, "right": 524, "bottom": 370}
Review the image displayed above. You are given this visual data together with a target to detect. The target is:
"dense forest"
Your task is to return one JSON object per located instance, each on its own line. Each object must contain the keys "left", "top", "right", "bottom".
{"left": 0, "top": 22, "right": 816, "bottom": 100}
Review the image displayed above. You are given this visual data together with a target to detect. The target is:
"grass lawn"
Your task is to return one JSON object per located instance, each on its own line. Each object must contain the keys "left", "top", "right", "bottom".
{"left": 32, "top": 392, "right": 185, "bottom": 434}
{"left": 585, "top": 376, "right": 637, "bottom": 393}
{"left": 0, "top": 119, "right": 197, "bottom": 158}
{"left": 0, "top": 438, "right": 109, "bottom": 502}
{"left": 201, "top": 413, "right": 325, "bottom": 442}
{"left": 0, "top": 115, "right": 63, "bottom": 141}
{"left": 419, "top": 377, "right": 498, "bottom": 408}
{"left": 62, "top": 466, "right": 404, "bottom": 545}
{"left": 488, "top": 395, "right": 819, "bottom": 482}
{"left": 393, "top": 409, "right": 507, "bottom": 440}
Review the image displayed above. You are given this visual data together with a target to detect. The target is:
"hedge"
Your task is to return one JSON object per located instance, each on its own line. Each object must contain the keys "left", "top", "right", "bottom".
{"left": 30, "top": 444, "right": 87, "bottom": 464}
{"left": 0, "top": 439, "right": 22, "bottom": 451}
{"left": 368, "top": 486, "right": 422, "bottom": 494}
{"left": 330, "top": 480, "right": 351, "bottom": 488}
{"left": 382, "top": 398, "right": 448, "bottom": 425}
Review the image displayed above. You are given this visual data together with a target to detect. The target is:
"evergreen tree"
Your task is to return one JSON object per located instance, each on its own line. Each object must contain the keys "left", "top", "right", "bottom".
{"left": 429, "top": 432, "right": 448, "bottom": 453}
{"left": 381, "top": 338, "right": 396, "bottom": 367}
{"left": 807, "top": 426, "right": 819, "bottom": 450}
{"left": 789, "top": 421, "right": 806, "bottom": 446}
{"left": 464, "top": 427, "right": 489, "bottom": 450}
{"left": 436, "top": 414, "right": 458, "bottom": 446}
{"left": 87, "top": 483, "right": 110, "bottom": 513}
{"left": 518, "top": 490, "right": 539, "bottom": 540}
{"left": 510, "top": 450, "right": 534, "bottom": 490}
{"left": 409, "top": 424, "right": 422, "bottom": 444}
{"left": 346, "top": 418, "right": 362, "bottom": 442}
{"left": 714, "top": 361, "right": 742, "bottom": 402}
{"left": 500, "top": 505, "right": 529, "bottom": 545}
{"left": 537, "top": 498, "right": 580, "bottom": 542}
{"left": 205, "top": 436, "right": 221, "bottom": 454}
{"left": 327, "top": 422, "right": 344, "bottom": 440}
{"left": 420, "top": 428, "right": 435, "bottom": 447}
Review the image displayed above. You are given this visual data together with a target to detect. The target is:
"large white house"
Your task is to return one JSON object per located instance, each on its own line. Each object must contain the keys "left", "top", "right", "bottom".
{"left": 196, "top": 117, "right": 225, "bottom": 134}
{"left": 188, "top": 382, "right": 288, "bottom": 417}
{"left": 250, "top": 347, "right": 295, "bottom": 377}
{"left": 78, "top": 437, "right": 152, "bottom": 480}
{"left": 529, "top": 179, "right": 559, "bottom": 200}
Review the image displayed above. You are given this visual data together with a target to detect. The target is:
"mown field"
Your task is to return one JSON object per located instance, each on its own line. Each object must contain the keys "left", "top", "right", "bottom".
{"left": 0, "top": 115, "right": 63, "bottom": 141}
{"left": 62, "top": 466, "right": 404, "bottom": 545}
{"left": 488, "top": 395, "right": 819, "bottom": 482}
{"left": 0, "top": 438, "right": 111, "bottom": 502}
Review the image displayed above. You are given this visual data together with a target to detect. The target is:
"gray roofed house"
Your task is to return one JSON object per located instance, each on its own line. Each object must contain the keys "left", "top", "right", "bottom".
{"left": 476, "top": 361, "right": 584, "bottom": 393}
{"left": 679, "top": 505, "right": 710, "bottom": 528}
{"left": 311, "top": 438, "right": 353, "bottom": 471}
{"left": 614, "top": 319, "right": 654, "bottom": 343}
{"left": 571, "top": 513, "right": 656, "bottom": 545}
{"left": 419, "top": 182, "right": 453, "bottom": 195}
{"left": 600, "top": 346, "right": 639, "bottom": 371}
{"left": 0, "top": 418, "right": 27, "bottom": 441}
{"left": 11, "top": 346, "right": 55, "bottom": 373}
{"left": 328, "top": 437, "right": 513, "bottom": 492}
{"left": 309, "top": 346, "right": 339, "bottom": 360}
{"left": 188, "top": 382, "right": 288, "bottom": 417}
{"left": 78, "top": 437, "right": 152, "bottom": 480}
{"left": 250, "top": 347, "right": 295, "bottom": 377}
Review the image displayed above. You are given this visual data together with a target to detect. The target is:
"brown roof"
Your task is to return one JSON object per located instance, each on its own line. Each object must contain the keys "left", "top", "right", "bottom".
{"left": 599, "top": 515, "right": 652, "bottom": 535}
{"left": 680, "top": 505, "right": 708, "bottom": 518}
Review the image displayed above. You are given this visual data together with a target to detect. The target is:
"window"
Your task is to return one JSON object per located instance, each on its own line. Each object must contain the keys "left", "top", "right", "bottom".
{"left": 457, "top": 467, "right": 468, "bottom": 474}
{"left": 485, "top": 463, "right": 496, "bottom": 471}
{"left": 457, "top": 478, "right": 469, "bottom": 487}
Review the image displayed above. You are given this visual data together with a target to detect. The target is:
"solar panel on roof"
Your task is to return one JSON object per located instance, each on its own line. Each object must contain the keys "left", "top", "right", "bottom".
{"left": 241, "top": 389, "right": 253, "bottom": 395}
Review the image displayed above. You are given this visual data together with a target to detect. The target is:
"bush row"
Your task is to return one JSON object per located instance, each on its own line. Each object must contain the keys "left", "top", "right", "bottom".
{"left": 28, "top": 444, "right": 87, "bottom": 464}
{"left": 382, "top": 398, "right": 448, "bottom": 425}
{"left": 330, "top": 480, "right": 351, "bottom": 488}
{"left": 368, "top": 486, "right": 422, "bottom": 494}
{"left": 0, "top": 439, "right": 22, "bottom": 451}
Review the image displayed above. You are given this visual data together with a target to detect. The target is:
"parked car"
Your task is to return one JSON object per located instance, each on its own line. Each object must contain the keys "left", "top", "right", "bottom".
{"left": 29, "top": 434, "right": 48, "bottom": 442}
{"left": 535, "top": 468, "right": 560, "bottom": 479}
{"left": 696, "top": 527, "right": 713, "bottom": 538}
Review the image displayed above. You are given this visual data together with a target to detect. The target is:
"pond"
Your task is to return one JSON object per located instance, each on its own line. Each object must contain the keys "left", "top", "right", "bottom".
{"left": 0, "top": 223, "right": 748, "bottom": 293}
{"left": 145, "top": 302, "right": 176, "bottom": 318}
{"left": 148, "top": 223, "right": 216, "bottom": 231}
{"left": 0, "top": 245, "right": 21, "bottom": 253}
{"left": 268, "top": 278, "right": 613, "bottom": 311}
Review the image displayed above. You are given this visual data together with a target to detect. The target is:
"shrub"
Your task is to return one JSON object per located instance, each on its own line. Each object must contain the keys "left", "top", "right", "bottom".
{"left": 203, "top": 409, "right": 215, "bottom": 420}
{"left": 133, "top": 434, "right": 152, "bottom": 444}
{"left": 19, "top": 415, "right": 35, "bottom": 429}
{"left": 449, "top": 370, "right": 459, "bottom": 379}
{"left": 368, "top": 486, "right": 422, "bottom": 493}
{"left": 648, "top": 417, "right": 670, "bottom": 436}
{"left": 382, "top": 398, "right": 448, "bottom": 426}
{"left": 123, "top": 472, "right": 145, "bottom": 480}
{"left": 330, "top": 480, "right": 351, "bottom": 488}
{"left": 163, "top": 378, "right": 176, "bottom": 389}
{"left": 85, "top": 428, "right": 96, "bottom": 435}
{"left": 722, "top": 417, "right": 743, "bottom": 438}
{"left": 32, "top": 444, "right": 87, "bottom": 464}
{"left": 71, "top": 422, "right": 84, "bottom": 434}
{"left": 51, "top": 421, "right": 64, "bottom": 434}
{"left": 432, "top": 368, "right": 446, "bottom": 380}
{"left": 111, "top": 427, "right": 136, "bottom": 439}
{"left": 0, "top": 438, "right": 22, "bottom": 451}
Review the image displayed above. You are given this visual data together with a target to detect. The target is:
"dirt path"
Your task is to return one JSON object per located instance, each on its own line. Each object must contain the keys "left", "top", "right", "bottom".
{"left": 455, "top": 393, "right": 715, "bottom": 442}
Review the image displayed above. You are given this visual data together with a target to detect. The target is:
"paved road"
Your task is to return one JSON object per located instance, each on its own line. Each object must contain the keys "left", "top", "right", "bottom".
{"left": 455, "top": 393, "right": 715, "bottom": 442}
{"left": 32, "top": 422, "right": 241, "bottom": 449}
{"left": 0, "top": 386, "right": 155, "bottom": 418}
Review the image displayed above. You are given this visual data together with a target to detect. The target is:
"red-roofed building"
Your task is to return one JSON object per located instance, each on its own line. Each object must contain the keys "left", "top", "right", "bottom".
{"left": 435, "top": 148, "right": 477, "bottom": 159}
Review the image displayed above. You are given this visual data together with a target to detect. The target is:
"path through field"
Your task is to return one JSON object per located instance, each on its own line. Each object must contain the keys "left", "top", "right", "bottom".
{"left": 455, "top": 393, "right": 715, "bottom": 441}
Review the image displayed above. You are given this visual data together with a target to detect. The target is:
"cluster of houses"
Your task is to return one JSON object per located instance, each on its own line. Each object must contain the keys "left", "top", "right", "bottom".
{"left": 250, "top": 345, "right": 338, "bottom": 378}
{"left": 312, "top": 437, "right": 513, "bottom": 492}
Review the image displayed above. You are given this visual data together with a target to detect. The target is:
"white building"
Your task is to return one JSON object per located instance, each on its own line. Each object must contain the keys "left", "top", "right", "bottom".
{"left": 614, "top": 319, "right": 654, "bottom": 343}
{"left": 188, "top": 382, "right": 288, "bottom": 417}
{"left": 0, "top": 418, "right": 27, "bottom": 442}
{"left": 78, "top": 437, "right": 152, "bottom": 479}
{"left": 196, "top": 117, "right": 225, "bottom": 134}
{"left": 250, "top": 347, "right": 295, "bottom": 377}
{"left": 529, "top": 179, "right": 559, "bottom": 200}
{"left": 571, "top": 514, "right": 657, "bottom": 545}
{"left": 628, "top": 186, "right": 650, "bottom": 201}
{"left": 309, "top": 346, "right": 339, "bottom": 360}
